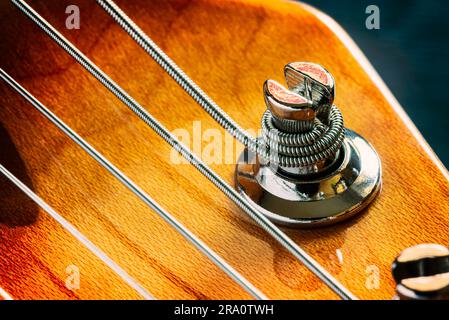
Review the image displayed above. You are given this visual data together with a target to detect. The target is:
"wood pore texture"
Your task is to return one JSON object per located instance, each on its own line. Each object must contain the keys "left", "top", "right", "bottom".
{"left": 0, "top": 0, "right": 448, "bottom": 300}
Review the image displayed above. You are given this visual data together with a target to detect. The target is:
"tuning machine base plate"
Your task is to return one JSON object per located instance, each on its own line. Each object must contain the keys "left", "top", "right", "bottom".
{"left": 235, "top": 130, "right": 382, "bottom": 227}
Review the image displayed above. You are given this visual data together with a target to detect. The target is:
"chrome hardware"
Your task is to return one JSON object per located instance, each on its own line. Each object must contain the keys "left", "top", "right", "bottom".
{"left": 392, "top": 244, "right": 449, "bottom": 300}
{"left": 261, "top": 63, "right": 344, "bottom": 173}
{"left": 264, "top": 79, "right": 314, "bottom": 122}
{"left": 284, "top": 62, "right": 335, "bottom": 122}
{"left": 236, "top": 62, "right": 382, "bottom": 227}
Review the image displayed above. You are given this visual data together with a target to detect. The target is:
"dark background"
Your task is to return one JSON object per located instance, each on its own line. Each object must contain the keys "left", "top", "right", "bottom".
{"left": 302, "top": 0, "right": 449, "bottom": 167}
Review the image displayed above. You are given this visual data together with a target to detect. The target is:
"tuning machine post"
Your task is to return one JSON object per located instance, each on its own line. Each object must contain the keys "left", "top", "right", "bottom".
{"left": 235, "top": 62, "right": 382, "bottom": 227}
{"left": 392, "top": 244, "right": 449, "bottom": 300}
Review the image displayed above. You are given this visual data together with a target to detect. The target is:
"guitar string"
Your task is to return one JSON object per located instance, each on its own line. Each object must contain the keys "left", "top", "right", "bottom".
{"left": 96, "top": 0, "right": 276, "bottom": 166}
{"left": 0, "top": 163, "right": 153, "bottom": 300}
{"left": 11, "top": 0, "right": 356, "bottom": 300}
{"left": 0, "top": 68, "right": 267, "bottom": 301}
{"left": 0, "top": 286, "right": 13, "bottom": 300}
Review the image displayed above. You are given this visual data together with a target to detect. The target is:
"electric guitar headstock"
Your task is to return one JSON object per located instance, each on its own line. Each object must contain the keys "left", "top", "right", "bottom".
{"left": 0, "top": 0, "right": 448, "bottom": 301}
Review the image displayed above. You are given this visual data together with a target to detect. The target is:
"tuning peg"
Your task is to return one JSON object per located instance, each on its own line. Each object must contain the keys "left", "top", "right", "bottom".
{"left": 237, "top": 61, "right": 381, "bottom": 228}
{"left": 263, "top": 79, "right": 314, "bottom": 122}
{"left": 284, "top": 62, "right": 334, "bottom": 122}
{"left": 392, "top": 243, "right": 449, "bottom": 300}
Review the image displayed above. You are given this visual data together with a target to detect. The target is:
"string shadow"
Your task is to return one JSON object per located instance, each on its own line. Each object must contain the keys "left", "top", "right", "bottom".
{"left": 0, "top": 122, "right": 39, "bottom": 226}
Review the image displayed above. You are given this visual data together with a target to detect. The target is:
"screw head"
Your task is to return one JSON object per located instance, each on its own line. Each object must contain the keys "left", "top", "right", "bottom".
{"left": 284, "top": 62, "right": 335, "bottom": 121}
{"left": 392, "top": 243, "right": 449, "bottom": 300}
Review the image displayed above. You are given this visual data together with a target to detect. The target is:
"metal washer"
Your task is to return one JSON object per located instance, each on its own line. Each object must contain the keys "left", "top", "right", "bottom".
{"left": 235, "top": 129, "right": 382, "bottom": 227}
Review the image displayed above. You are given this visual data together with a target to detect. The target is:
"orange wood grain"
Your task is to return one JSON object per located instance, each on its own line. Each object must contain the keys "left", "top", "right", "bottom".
{"left": 0, "top": 0, "right": 448, "bottom": 300}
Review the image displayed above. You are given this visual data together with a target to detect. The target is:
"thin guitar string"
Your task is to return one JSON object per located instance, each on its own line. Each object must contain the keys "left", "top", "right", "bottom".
{"left": 0, "top": 286, "right": 13, "bottom": 300}
{"left": 0, "top": 68, "right": 266, "bottom": 301}
{"left": 11, "top": 0, "right": 356, "bottom": 300}
{"left": 0, "top": 163, "right": 154, "bottom": 300}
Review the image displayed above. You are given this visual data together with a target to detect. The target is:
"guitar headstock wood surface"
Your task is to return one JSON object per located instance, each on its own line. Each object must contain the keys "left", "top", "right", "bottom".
{"left": 0, "top": 0, "right": 448, "bottom": 299}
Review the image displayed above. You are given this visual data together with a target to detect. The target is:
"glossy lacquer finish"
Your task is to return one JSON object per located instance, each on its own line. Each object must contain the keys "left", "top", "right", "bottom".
{"left": 0, "top": 0, "right": 448, "bottom": 299}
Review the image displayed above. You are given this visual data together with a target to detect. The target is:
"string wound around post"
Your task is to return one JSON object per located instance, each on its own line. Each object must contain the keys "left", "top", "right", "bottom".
{"left": 235, "top": 62, "right": 382, "bottom": 227}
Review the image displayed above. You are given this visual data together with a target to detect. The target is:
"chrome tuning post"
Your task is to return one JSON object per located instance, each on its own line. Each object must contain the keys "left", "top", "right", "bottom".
{"left": 392, "top": 244, "right": 449, "bottom": 300}
{"left": 235, "top": 62, "right": 382, "bottom": 227}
